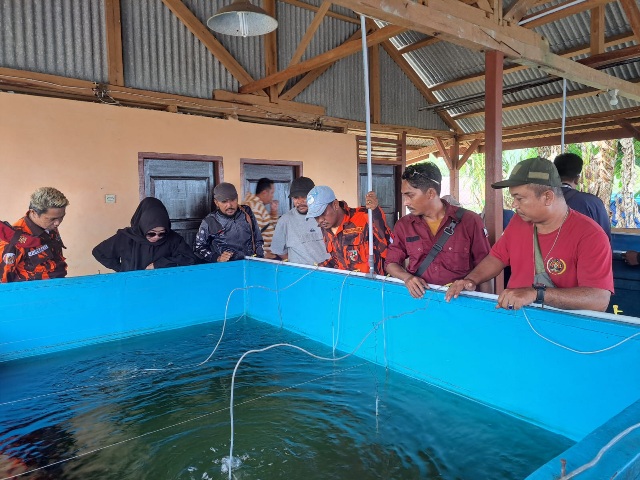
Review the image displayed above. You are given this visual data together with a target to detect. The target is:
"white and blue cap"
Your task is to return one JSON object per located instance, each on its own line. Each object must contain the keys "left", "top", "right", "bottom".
{"left": 306, "top": 186, "right": 336, "bottom": 218}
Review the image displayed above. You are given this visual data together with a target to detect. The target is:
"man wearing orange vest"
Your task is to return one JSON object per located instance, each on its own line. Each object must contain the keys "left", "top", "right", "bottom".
{"left": 0, "top": 187, "right": 69, "bottom": 282}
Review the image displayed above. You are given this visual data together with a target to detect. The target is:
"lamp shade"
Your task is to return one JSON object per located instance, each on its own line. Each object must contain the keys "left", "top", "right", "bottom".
{"left": 207, "top": 0, "right": 278, "bottom": 37}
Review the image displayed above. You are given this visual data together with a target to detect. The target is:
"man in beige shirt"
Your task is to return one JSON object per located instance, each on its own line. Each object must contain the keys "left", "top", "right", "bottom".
{"left": 244, "top": 177, "right": 279, "bottom": 258}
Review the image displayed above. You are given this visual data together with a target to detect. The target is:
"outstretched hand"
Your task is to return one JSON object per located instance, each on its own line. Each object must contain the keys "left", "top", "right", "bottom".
{"left": 445, "top": 278, "right": 476, "bottom": 302}
{"left": 404, "top": 275, "right": 429, "bottom": 298}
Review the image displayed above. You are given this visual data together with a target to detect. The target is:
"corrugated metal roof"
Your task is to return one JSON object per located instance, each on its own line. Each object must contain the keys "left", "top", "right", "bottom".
{"left": 294, "top": 52, "right": 365, "bottom": 120}
{"left": 1, "top": 0, "right": 637, "bottom": 140}
{"left": 379, "top": 47, "right": 448, "bottom": 130}
{"left": 0, "top": 0, "right": 107, "bottom": 81}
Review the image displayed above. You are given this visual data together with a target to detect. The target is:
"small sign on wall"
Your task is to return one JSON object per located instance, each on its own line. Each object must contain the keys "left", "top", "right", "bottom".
{"left": 105, "top": 194, "right": 116, "bottom": 204}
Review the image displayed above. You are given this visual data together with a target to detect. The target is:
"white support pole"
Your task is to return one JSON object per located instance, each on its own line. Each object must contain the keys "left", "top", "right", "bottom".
{"left": 360, "top": 14, "right": 375, "bottom": 275}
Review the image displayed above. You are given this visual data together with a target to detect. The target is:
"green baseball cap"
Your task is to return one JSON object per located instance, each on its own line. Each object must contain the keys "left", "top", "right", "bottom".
{"left": 491, "top": 157, "right": 562, "bottom": 189}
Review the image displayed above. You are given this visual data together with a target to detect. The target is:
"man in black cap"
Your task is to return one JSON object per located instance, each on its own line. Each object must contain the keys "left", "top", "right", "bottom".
{"left": 445, "top": 157, "right": 613, "bottom": 312}
{"left": 193, "top": 182, "right": 264, "bottom": 262}
{"left": 553, "top": 152, "right": 611, "bottom": 241}
{"left": 269, "top": 177, "right": 330, "bottom": 265}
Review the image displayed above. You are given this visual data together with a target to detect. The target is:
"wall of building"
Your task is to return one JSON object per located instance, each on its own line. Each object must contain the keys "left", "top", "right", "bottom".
{"left": 0, "top": 92, "right": 357, "bottom": 276}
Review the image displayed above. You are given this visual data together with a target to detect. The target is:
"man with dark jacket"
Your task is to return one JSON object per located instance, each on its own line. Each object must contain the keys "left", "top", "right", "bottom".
{"left": 193, "top": 182, "right": 264, "bottom": 262}
{"left": 553, "top": 153, "right": 611, "bottom": 241}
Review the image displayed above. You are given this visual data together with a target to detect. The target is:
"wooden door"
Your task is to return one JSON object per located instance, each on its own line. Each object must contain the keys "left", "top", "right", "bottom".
{"left": 359, "top": 163, "right": 397, "bottom": 227}
{"left": 141, "top": 158, "right": 218, "bottom": 247}
{"left": 242, "top": 163, "right": 298, "bottom": 217}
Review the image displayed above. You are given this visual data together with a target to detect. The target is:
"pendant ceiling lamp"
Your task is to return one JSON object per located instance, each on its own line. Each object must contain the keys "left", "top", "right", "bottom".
{"left": 207, "top": 0, "right": 278, "bottom": 37}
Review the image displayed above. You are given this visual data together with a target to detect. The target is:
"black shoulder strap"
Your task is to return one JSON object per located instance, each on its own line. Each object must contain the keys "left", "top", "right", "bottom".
{"left": 415, "top": 208, "right": 466, "bottom": 278}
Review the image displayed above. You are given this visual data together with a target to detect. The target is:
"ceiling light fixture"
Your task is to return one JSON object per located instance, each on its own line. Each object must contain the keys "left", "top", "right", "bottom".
{"left": 207, "top": 0, "right": 278, "bottom": 37}
{"left": 608, "top": 89, "right": 619, "bottom": 107}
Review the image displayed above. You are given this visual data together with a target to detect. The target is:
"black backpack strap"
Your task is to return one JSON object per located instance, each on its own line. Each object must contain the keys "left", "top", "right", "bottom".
{"left": 238, "top": 206, "right": 257, "bottom": 255}
{"left": 415, "top": 208, "right": 466, "bottom": 278}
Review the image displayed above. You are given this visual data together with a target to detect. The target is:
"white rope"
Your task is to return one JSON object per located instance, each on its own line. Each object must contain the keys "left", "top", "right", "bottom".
{"left": 559, "top": 422, "right": 640, "bottom": 479}
{"left": 522, "top": 308, "right": 640, "bottom": 354}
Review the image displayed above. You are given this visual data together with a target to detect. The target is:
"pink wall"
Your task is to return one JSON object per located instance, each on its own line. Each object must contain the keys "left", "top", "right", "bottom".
{"left": 0, "top": 92, "right": 357, "bottom": 276}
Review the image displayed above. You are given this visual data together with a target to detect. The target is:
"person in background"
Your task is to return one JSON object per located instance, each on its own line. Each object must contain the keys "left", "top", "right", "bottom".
{"left": 623, "top": 250, "right": 639, "bottom": 266}
{"left": 306, "top": 185, "right": 392, "bottom": 275}
{"left": 553, "top": 152, "right": 611, "bottom": 241}
{"left": 194, "top": 182, "right": 264, "bottom": 263}
{"left": 270, "top": 177, "right": 330, "bottom": 265}
{"left": 386, "top": 162, "right": 492, "bottom": 298}
{"left": 244, "top": 177, "right": 278, "bottom": 258}
{"left": 0, "top": 187, "right": 69, "bottom": 283}
{"left": 92, "top": 197, "right": 197, "bottom": 272}
{"left": 446, "top": 157, "right": 613, "bottom": 312}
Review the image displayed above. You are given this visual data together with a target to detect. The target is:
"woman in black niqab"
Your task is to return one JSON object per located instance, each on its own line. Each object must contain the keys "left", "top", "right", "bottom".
{"left": 92, "top": 197, "right": 198, "bottom": 272}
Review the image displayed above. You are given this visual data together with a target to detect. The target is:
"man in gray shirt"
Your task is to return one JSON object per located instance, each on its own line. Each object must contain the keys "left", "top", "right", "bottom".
{"left": 270, "top": 177, "right": 330, "bottom": 265}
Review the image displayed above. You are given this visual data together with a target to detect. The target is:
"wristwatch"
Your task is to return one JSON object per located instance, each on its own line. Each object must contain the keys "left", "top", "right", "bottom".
{"left": 532, "top": 283, "right": 547, "bottom": 304}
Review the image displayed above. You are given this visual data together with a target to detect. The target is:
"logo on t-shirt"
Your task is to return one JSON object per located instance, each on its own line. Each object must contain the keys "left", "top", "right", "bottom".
{"left": 547, "top": 257, "right": 566, "bottom": 275}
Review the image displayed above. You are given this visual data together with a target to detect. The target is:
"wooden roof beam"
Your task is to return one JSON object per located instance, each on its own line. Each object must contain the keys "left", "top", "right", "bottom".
{"left": 430, "top": 32, "right": 634, "bottom": 92}
{"left": 397, "top": 36, "right": 441, "bottom": 54}
{"left": 279, "top": 29, "right": 362, "bottom": 101}
{"left": 239, "top": 24, "right": 405, "bottom": 94}
{"left": 619, "top": 0, "right": 640, "bottom": 42}
{"left": 517, "top": 0, "right": 615, "bottom": 29}
{"left": 590, "top": 5, "right": 605, "bottom": 56}
{"left": 160, "top": 0, "right": 266, "bottom": 95}
{"left": 331, "top": 0, "right": 640, "bottom": 102}
{"left": 277, "top": 0, "right": 331, "bottom": 95}
{"left": 105, "top": 0, "right": 124, "bottom": 86}
{"left": 503, "top": 0, "right": 545, "bottom": 23}
{"left": 616, "top": 119, "right": 640, "bottom": 140}
{"left": 279, "top": 0, "right": 359, "bottom": 24}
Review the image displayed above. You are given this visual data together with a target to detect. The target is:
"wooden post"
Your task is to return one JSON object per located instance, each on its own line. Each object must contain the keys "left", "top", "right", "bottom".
{"left": 485, "top": 49, "right": 504, "bottom": 293}
{"left": 449, "top": 139, "right": 460, "bottom": 200}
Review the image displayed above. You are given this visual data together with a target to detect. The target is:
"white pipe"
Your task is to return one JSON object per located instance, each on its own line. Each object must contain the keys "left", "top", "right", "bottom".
{"left": 561, "top": 78, "right": 567, "bottom": 152}
{"left": 518, "top": 0, "right": 587, "bottom": 26}
{"left": 360, "top": 14, "right": 375, "bottom": 275}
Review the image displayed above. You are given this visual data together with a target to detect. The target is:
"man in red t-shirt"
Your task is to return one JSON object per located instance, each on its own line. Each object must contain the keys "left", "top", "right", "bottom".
{"left": 385, "top": 162, "right": 492, "bottom": 298}
{"left": 446, "top": 157, "right": 613, "bottom": 312}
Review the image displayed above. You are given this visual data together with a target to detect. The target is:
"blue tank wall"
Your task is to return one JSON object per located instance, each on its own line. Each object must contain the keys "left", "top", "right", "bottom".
{"left": 1, "top": 258, "right": 639, "bottom": 479}
{"left": 0, "top": 263, "right": 244, "bottom": 362}
{"left": 245, "top": 260, "right": 640, "bottom": 442}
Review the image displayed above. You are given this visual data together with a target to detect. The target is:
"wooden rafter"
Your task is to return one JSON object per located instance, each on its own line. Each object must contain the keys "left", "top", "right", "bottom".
{"left": 380, "top": 40, "right": 461, "bottom": 133}
{"left": 279, "top": 29, "right": 362, "bottom": 101}
{"left": 619, "top": 0, "right": 640, "bottom": 42}
{"left": 434, "top": 137, "right": 452, "bottom": 169}
{"left": 264, "top": 0, "right": 278, "bottom": 100}
{"left": 457, "top": 138, "right": 482, "bottom": 169}
{"left": 278, "top": 0, "right": 331, "bottom": 95}
{"left": 590, "top": 5, "right": 605, "bottom": 56}
{"left": 451, "top": 86, "right": 601, "bottom": 120}
{"left": 430, "top": 33, "right": 635, "bottom": 92}
{"left": 331, "top": 0, "right": 640, "bottom": 102}
{"left": 616, "top": 119, "right": 640, "bottom": 140}
{"left": 518, "top": 0, "right": 615, "bottom": 29}
{"left": 105, "top": 0, "right": 124, "bottom": 86}
{"left": 239, "top": 24, "right": 405, "bottom": 94}
{"left": 160, "top": 0, "right": 266, "bottom": 96}
{"left": 369, "top": 42, "right": 381, "bottom": 124}
{"left": 503, "top": 0, "right": 544, "bottom": 23}
{"left": 279, "top": 0, "right": 358, "bottom": 24}
{"left": 397, "top": 36, "right": 440, "bottom": 54}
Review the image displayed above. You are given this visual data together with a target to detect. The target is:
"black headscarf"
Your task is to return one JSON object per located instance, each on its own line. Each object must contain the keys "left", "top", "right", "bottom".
{"left": 92, "top": 197, "right": 198, "bottom": 272}
{"left": 122, "top": 197, "right": 171, "bottom": 244}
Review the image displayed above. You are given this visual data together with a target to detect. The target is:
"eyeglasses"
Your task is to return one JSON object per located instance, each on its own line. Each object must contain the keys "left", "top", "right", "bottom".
{"left": 403, "top": 169, "right": 441, "bottom": 185}
{"left": 146, "top": 231, "right": 167, "bottom": 238}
